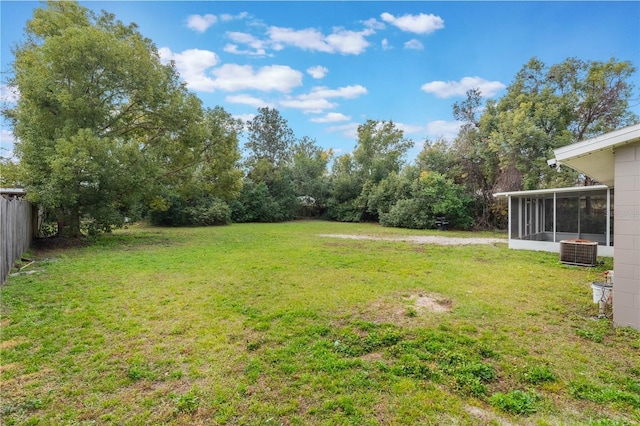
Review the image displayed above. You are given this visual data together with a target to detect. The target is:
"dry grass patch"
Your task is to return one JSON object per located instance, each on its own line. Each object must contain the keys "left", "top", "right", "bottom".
{"left": 0, "top": 337, "right": 28, "bottom": 350}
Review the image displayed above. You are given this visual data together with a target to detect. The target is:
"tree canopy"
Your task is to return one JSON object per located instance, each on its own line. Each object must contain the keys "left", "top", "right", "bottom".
{"left": 3, "top": 1, "right": 241, "bottom": 236}
{"left": 419, "top": 57, "right": 637, "bottom": 228}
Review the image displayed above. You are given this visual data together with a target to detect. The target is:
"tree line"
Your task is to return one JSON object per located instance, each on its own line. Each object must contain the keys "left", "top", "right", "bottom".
{"left": 1, "top": 1, "right": 637, "bottom": 237}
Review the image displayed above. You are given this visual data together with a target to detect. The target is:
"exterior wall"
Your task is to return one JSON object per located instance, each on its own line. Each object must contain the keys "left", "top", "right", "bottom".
{"left": 613, "top": 141, "right": 640, "bottom": 329}
{"left": 507, "top": 239, "right": 614, "bottom": 257}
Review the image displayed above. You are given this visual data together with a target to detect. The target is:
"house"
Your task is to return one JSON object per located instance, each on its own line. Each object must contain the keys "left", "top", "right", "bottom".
{"left": 555, "top": 124, "right": 640, "bottom": 329}
{"left": 496, "top": 123, "right": 640, "bottom": 330}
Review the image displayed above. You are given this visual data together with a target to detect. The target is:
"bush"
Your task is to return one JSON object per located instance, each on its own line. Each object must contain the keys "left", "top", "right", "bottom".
{"left": 379, "top": 172, "right": 473, "bottom": 230}
{"left": 148, "top": 195, "right": 231, "bottom": 226}
{"left": 230, "top": 180, "right": 296, "bottom": 223}
{"left": 380, "top": 199, "right": 432, "bottom": 229}
{"left": 183, "top": 200, "right": 232, "bottom": 226}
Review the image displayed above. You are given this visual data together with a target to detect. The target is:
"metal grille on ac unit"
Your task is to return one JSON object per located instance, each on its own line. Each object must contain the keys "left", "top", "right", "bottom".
{"left": 559, "top": 240, "right": 598, "bottom": 266}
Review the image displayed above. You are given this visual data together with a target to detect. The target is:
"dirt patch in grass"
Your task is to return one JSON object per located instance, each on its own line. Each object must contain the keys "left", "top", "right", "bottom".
{"left": 410, "top": 294, "right": 453, "bottom": 313}
{"left": 360, "top": 351, "right": 385, "bottom": 362}
{"left": 318, "top": 234, "right": 505, "bottom": 246}
{"left": 32, "top": 236, "right": 91, "bottom": 252}
{"left": 358, "top": 292, "right": 452, "bottom": 324}
{"left": 0, "top": 337, "right": 27, "bottom": 350}
{"left": 2, "top": 368, "right": 53, "bottom": 392}
{"left": 465, "top": 405, "right": 512, "bottom": 425}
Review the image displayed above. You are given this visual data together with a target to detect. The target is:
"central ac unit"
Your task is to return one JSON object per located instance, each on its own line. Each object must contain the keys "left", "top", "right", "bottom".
{"left": 560, "top": 239, "right": 598, "bottom": 266}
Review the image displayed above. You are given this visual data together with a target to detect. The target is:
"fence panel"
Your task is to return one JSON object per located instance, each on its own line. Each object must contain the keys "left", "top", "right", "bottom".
{"left": 0, "top": 196, "right": 33, "bottom": 284}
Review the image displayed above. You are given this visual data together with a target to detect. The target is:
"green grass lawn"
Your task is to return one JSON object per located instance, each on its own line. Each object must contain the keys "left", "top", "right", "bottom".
{"left": 1, "top": 221, "right": 638, "bottom": 425}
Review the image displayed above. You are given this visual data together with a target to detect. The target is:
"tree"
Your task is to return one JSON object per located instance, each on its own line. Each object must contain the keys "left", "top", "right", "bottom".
{"left": 492, "top": 57, "right": 637, "bottom": 189}
{"left": 328, "top": 120, "right": 413, "bottom": 221}
{"left": 146, "top": 106, "right": 243, "bottom": 226}
{"left": 326, "top": 153, "right": 364, "bottom": 222}
{"left": 4, "top": 1, "right": 242, "bottom": 236}
{"left": 245, "top": 107, "right": 296, "bottom": 169}
{"left": 239, "top": 107, "right": 300, "bottom": 222}
{"left": 353, "top": 120, "right": 413, "bottom": 184}
{"left": 289, "top": 136, "right": 332, "bottom": 213}
{"left": 431, "top": 57, "right": 637, "bottom": 229}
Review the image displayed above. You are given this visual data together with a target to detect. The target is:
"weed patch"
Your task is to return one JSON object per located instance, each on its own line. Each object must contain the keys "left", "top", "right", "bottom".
{"left": 569, "top": 380, "right": 640, "bottom": 408}
{"left": 489, "top": 389, "right": 541, "bottom": 415}
{"left": 523, "top": 364, "right": 557, "bottom": 385}
{"left": 174, "top": 389, "right": 200, "bottom": 414}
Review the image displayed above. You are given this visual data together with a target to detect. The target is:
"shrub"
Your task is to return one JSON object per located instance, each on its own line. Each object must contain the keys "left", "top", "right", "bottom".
{"left": 148, "top": 195, "right": 231, "bottom": 226}
{"left": 230, "top": 180, "right": 297, "bottom": 223}
{"left": 379, "top": 172, "right": 474, "bottom": 230}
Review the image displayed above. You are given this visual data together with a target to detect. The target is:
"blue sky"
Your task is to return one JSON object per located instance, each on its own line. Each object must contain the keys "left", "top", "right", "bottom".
{"left": 1, "top": 1, "right": 639, "bottom": 162}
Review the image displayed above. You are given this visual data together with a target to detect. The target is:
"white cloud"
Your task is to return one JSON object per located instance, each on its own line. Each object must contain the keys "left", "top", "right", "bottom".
{"left": 268, "top": 26, "right": 332, "bottom": 52}
{"left": 225, "top": 94, "right": 273, "bottom": 109}
{"left": 268, "top": 26, "right": 373, "bottom": 55}
{"left": 326, "top": 122, "right": 360, "bottom": 139}
{"left": 380, "top": 12, "right": 444, "bottom": 34}
{"left": 0, "top": 129, "right": 16, "bottom": 160}
{"left": 223, "top": 44, "right": 268, "bottom": 57}
{"left": 395, "top": 122, "right": 425, "bottom": 135}
{"left": 225, "top": 32, "right": 268, "bottom": 56}
{"left": 326, "top": 28, "right": 372, "bottom": 55}
{"left": 159, "top": 47, "right": 219, "bottom": 91}
{"left": 227, "top": 31, "right": 261, "bottom": 45}
{"left": 301, "top": 85, "right": 368, "bottom": 100}
{"left": 0, "top": 129, "right": 16, "bottom": 145}
{"left": 234, "top": 113, "right": 256, "bottom": 123}
{"left": 311, "top": 112, "right": 351, "bottom": 123}
{"left": 279, "top": 97, "right": 337, "bottom": 113}
{"left": 159, "top": 48, "right": 302, "bottom": 93}
{"left": 220, "top": 12, "right": 248, "bottom": 22}
{"left": 363, "top": 18, "right": 385, "bottom": 31}
{"left": 212, "top": 64, "right": 303, "bottom": 92}
{"left": 381, "top": 39, "right": 392, "bottom": 50}
{"left": 421, "top": 76, "right": 506, "bottom": 98}
{"left": 404, "top": 39, "right": 423, "bottom": 50}
{"left": 187, "top": 14, "right": 217, "bottom": 33}
{"left": 425, "top": 120, "right": 464, "bottom": 139}
{"left": 0, "top": 84, "right": 19, "bottom": 103}
{"left": 279, "top": 85, "right": 367, "bottom": 113}
{"left": 307, "top": 65, "right": 328, "bottom": 79}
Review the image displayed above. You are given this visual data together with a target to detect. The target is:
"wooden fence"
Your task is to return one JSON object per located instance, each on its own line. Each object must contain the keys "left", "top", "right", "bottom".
{"left": 1, "top": 195, "right": 34, "bottom": 285}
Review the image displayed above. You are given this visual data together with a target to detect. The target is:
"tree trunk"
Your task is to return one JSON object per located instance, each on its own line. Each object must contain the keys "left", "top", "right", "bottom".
{"left": 56, "top": 207, "right": 82, "bottom": 238}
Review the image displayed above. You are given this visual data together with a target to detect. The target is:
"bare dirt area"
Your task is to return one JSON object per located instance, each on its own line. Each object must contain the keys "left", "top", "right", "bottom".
{"left": 357, "top": 291, "right": 453, "bottom": 325}
{"left": 409, "top": 293, "right": 453, "bottom": 313}
{"left": 318, "top": 234, "right": 505, "bottom": 246}
{"left": 31, "top": 236, "right": 90, "bottom": 252}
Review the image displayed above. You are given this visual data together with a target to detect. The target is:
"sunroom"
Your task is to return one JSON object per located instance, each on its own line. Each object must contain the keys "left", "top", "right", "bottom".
{"left": 494, "top": 185, "right": 614, "bottom": 257}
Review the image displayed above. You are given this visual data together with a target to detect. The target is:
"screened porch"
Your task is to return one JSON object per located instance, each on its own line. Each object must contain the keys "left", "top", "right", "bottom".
{"left": 494, "top": 185, "right": 614, "bottom": 257}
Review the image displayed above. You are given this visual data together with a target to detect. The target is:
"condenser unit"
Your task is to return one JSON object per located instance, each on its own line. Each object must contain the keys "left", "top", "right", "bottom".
{"left": 559, "top": 240, "right": 598, "bottom": 266}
